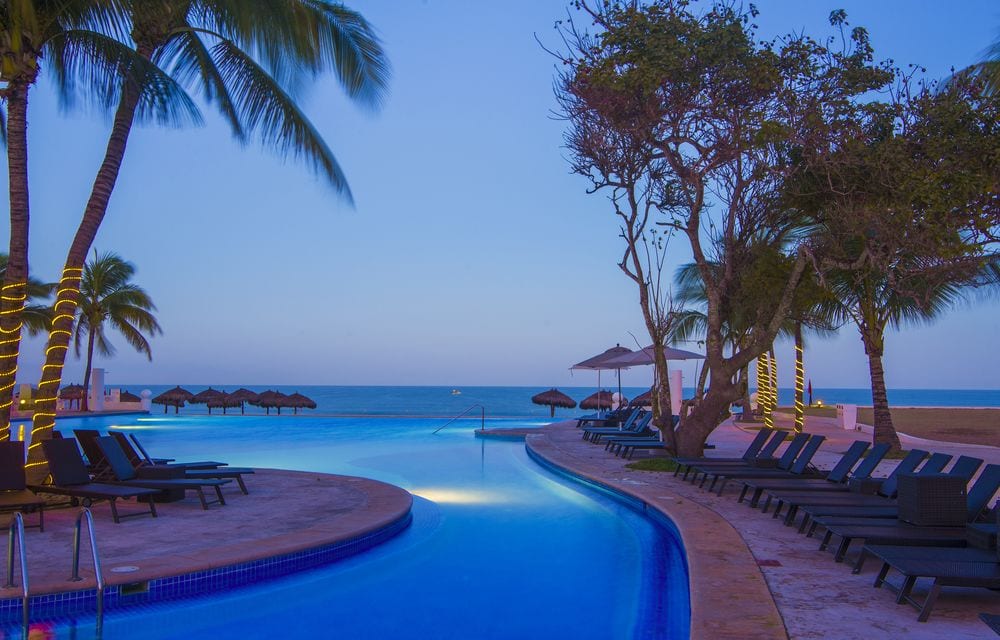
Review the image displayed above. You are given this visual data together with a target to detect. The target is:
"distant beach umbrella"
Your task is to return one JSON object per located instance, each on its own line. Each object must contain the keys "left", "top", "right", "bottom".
{"left": 571, "top": 344, "right": 633, "bottom": 398}
{"left": 255, "top": 390, "right": 287, "bottom": 415}
{"left": 227, "top": 388, "right": 260, "bottom": 415}
{"left": 189, "top": 387, "right": 226, "bottom": 405}
{"left": 152, "top": 386, "right": 193, "bottom": 414}
{"left": 631, "top": 389, "right": 653, "bottom": 407}
{"left": 279, "top": 392, "right": 317, "bottom": 415}
{"left": 119, "top": 390, "right": 141, "bottom": 403}
{"left": 59, "top": 383, "right": 86, "bottom": 410}
{"left": 581, "top": 390, "right": 622, "bottom": 411}
{"left": 207, "top": 395, "right": 242, "bottom": 415}
{"left": 531, "top": 389, "right": 577, "bottom": 417}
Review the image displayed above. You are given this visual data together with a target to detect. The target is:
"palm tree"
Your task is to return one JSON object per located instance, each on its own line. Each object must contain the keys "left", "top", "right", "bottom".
{"left": 29, "top": 1, "right": 390, "bottom": 468}
{"left": 0, "top": 1, "right": 193, "bottom": 437}
{"left": 72, "top": 252, "right": 161, "bottom": 412}
{"left": 0, "top": 253, "right": 54, "bottom": 337}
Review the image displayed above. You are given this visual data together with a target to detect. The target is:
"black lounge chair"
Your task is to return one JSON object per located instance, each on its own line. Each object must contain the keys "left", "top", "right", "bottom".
{"left": 768, "top": 449, "right": 932, "bottom": 528}
{"left": 688, "top": 432, "right": 812, "bottom": 491}
{"left": 735, "top": 441, "right": 879, "bottom": 508}
{"left": 575, "top": 406, "right": 637, "bottom": 429}
{"left": 28, "top": 438, "right": 159, "bottom": 523}
{"left": 678, "top": 429, "right": 788, "bottom": 483}
{"left": 819, "top": 464, "right": 1000, "bottom": 566}
{"left": 76, "top": 429, "right": 225, "bottom": 470}
{"left": 703, "top": 434, "right": 827, "bottom": 495}
{"left": 108, "top": 432, "right": 254, "bottom": 495}
{"left": 603, "top": 416, "right": 680, "bottom": 458}
{"left": 865, "top": 544, "right": 1000, "bottom": 622}
{"left": 94, "top": 437, "right": 231, "bottom": 510}
{"left": 0, "top": 441, "right": 45, "bottom": 531}
{"left": 805, "top": 455, "right": 984, "bottom": 535}
{"left": 582, "top": 412, "right": 652, "bottom": 443}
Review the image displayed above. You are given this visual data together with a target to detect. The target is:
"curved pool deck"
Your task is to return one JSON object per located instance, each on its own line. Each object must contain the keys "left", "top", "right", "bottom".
{"left": 0, "top": 469, "right": 412, "bottom": 621}
{"left": 525, "top": 421, "right": 787, "bottom": 640}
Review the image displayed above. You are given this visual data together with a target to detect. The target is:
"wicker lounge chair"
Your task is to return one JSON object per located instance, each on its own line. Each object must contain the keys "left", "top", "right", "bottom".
{"left": 108, "top": 432, "right": 254, "bottom": 495}
{"left": 819, "top": 464, "right": 1000, "bottom": 565}
{"left": 865, "top": 543, "right": 1000, "bottom": 622}
{"left": 702, "top": 434, "right": 827, "bottom": 495}
{"left": 94, "top": 436, "right": 231, "bottom": 510}
{"left": 688, "top": 432, "right": 811, "bottom": 490}
{"left": 28, "top": 438, "right": 159, "bottom": 523}
{"left": 677, "top": 429, "right": 788, "bottom": 483}
{"left": 582, "top": 412, "right": 651, "bottom": 443}
{"left": 76, "top": 429, "right": 224, "bottom": 470}
{"left": 734, "top": 441, "right": 878, "bottom": 508}
{"left": 575, "top": 406, "right": 638, "bottom": 430}
{"left": 0, "top": 441, "right": 45, "bottom": 531}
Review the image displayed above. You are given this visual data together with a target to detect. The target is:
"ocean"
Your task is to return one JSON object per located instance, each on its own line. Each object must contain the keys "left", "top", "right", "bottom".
{"left": 117, "top": 385, "right": 1000, "bottom": 418}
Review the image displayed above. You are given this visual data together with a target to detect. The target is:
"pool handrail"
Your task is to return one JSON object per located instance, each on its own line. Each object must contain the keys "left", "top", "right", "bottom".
{"left": 433, "top": 405, "right": 485, "bottom": 434}
{"left": 4, "top": 511, "right": 29, "bottom": 632}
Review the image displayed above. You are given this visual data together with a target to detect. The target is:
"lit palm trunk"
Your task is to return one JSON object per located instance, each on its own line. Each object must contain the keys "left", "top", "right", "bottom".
{"left": 757, "top": 354, "right": 772, "bottom": 428}
{"left": 793, "top": 323, "right": 805, "bottom": 433}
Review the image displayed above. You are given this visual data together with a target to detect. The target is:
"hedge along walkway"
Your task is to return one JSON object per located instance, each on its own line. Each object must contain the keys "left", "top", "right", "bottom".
{"left": 526, "top": 422, "right": 787, "bottom": 640}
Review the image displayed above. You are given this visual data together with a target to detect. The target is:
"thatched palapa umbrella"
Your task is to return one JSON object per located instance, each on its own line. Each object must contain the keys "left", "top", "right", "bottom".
{"left": 631, "top": 389, "right": 653, "bottom": 407}
{"left": 227, "top": 388, "right": 259, "bottom": 415}
{"left": 119, "top": 390, "right": 141, "bottom": 403}
{"left": 279, "top": 392, "right": 317, "bottom": 415}
{"left": 59, "top": 384, "right": 86, "bottom": 410}
{"left": 207, "top": 395, "right": 242, "bottom": 415}
{"left": 580, "top": 390, "right": 623, "bottom": 411}
{"left": 531, "top": 388, "right": 576, "bottom": 417}
{"left": 255, "top": 390, "right": 287, "bottom": 415}
{"left": 152, "top": 386, "right": 194, "bottom": 414}
{"left": 189, "top": 387, "right": 225, "bottom": 406}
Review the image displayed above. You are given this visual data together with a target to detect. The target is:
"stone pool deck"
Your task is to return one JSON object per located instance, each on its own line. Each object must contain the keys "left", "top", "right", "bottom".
{"left": 0, "top": 469, "right": 412, "bottom": 616}
{"left": 523, "top": 416, "right": 999, "bottom": 640}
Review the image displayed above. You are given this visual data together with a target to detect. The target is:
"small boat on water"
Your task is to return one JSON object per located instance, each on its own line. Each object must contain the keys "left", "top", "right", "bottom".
{"left": 451, "top": 389, "right": 462, "bottom": 395}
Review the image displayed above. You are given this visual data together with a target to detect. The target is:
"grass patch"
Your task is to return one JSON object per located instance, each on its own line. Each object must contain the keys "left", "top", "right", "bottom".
{"left": 626, "top": 458, "right": 679, "bottom": 472}
{"left": 861, "top": 447, "right": 910, "bottom": 459}
{"left": 857, "top": 408, "right": 1000, "bottom": 447}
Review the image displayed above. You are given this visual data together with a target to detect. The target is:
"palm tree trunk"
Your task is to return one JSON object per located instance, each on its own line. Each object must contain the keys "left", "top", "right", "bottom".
{"left": 81, "top": 327, "right": 97, "bottom": 413}
{"left": 757, "top": 354, "right": 772, "bottom": 428}
{"left": 865, "top": 345, "right": 901, "bottom": 450}
{"left": 651, "top": 342, "right": 675, "bottom": 453}
{"left": 738, "top": 363, "right": 751, "bottom": 421}
{"left": 0, "top": 78, "right": 33, "bottom": 440}
{"left": 793, "top": 322, "right": 805, "bottom": 433}
{"left": 27, "top": 61, "right": 146, "bottom": 475}
{"left": 768, "top": 346, "right": 778, "bottom": 417}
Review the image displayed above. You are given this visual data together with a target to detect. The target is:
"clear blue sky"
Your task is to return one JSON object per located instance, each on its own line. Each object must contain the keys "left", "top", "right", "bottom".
{"left": 3, "top": 0, "right": 999, "bottom": 390}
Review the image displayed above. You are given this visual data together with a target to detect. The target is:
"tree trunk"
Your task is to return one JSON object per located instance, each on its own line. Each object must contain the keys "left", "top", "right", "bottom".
{"left": 757, "top": 354, "right": 772, "bottom": 428}
{"left": 865, "top": 343, "right": 901, "bottom": 450}
{"left": 768, "top": 346, "right": 778, "bottom": 416}
{"left": 651, "top": 341, "right": 675, "bottom": 453}
{"left": 738, "top": 363, "right": 751, "bottom": 421}
{"left": 27, "top": 65, "right": 146, "bottom": 477}
{"left": 0, "top": 78, "right": 33, "bottom": 440}
{"left": 793, "top": 323, "right": 804, "bottom": 433}
{"left": 696, "top": 360, "right": 709, "bottom": 398}
{"left": 676, "top": 372, "right": 738, "bottom": 457}
{"left": 81, "top": 327, "right": 97, "bottom": 413}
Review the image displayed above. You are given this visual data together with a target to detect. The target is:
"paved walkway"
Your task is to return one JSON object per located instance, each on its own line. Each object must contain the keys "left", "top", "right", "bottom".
{"left": 0, "top": 469, "right": 411, "bottom": 600}
{"left": 525, "top": 416, "right": 1000, "bottom": 640}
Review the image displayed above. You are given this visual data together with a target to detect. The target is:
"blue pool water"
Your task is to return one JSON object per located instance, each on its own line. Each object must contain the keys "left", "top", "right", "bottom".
{"left": 36, "top": 414, "right": 690, "bottom": 639}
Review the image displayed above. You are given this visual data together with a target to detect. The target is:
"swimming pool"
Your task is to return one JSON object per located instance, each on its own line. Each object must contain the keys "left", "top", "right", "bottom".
{"left": 27, "top": 414, "right": 690, "bottom": 639}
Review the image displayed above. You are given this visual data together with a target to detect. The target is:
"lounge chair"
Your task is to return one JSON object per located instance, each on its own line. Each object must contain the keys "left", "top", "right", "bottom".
{"left": 582, "top": 412, "right": 651, "bottom": 443}
{"left": 805, "top": 456, "right": 984, "bottom": 534}
{"left": 702, "top": 434, "right": 827, "bottom": 495}
{"left": 865, "top": 544, "right": 1000, "bottom": 622}
{"left": 0, "top": 441, "right": 45, "bottom": 531}
{"left": 688, "top": 432, "right": 812, "bottom": 490}
{"left": 94, "top": 437, "right": 231, "bottom": 510}
{"left": 603, "top": 416, "right": 680, "bottom": 458}
{"left": 677, "top": 429, "right": 788, "bottom": 483}
{"left": 108, "top": 432, "right": 254, "bottom": 495}
{"left": 76, "top": 429, "right": 225, "bottom": 470}
{"left": 575, "top": 406, "right": 637, "bottom": 430}
{"left": 737, "top": 441, "right": 883, "bottom": 508}
{"left": 28, "top": 439, "right": 159, "bottom": 523}
{"left": 819, "top": 464, "right": 1000, "bottom": 565}
{"left": 769, "top": 449, "right": 932, "bottom": 528}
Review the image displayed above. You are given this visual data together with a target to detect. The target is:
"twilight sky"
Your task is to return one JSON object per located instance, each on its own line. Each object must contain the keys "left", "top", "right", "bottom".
{"left": 4, "top": 0, "right": 999, "bottom": 391}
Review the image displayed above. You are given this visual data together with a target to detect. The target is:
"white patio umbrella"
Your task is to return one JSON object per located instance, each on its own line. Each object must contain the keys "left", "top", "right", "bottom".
{"left": 570, "top": 344, "right": 633, "bottom": 399}
{"left": 603, "top": 345, "right": 705, "bottom": 415}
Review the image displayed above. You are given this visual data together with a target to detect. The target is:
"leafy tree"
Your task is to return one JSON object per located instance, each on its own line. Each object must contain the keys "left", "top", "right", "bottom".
{"left": 73, "top": 252, "right": 160, "bottom": 412}
{"left": 28, "top": 1, "right": 390, "bottom": 469}
{"left": 556, "top": 2, "right": 888, "bottom": 456}
{"left": 0, "top": 0, "right": 189, "bottom": 439}
{"left": 798, "top": 74, "right": 1000, "bottom": 448}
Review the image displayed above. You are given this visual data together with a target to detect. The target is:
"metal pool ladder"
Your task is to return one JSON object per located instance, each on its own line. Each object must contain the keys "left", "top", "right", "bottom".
{"left": 70, "top": 508, "right": 105, "bottom": 635}
{"left": 433, "top": 404, "right": 485, "bottom": 434}
{"left": 4, "top": 512, "right": 29, "bottom": 633}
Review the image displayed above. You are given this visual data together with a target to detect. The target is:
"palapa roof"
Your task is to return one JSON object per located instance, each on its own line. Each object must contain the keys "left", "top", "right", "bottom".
{"left": 207, "top": 395, "right": 242, "bottom": 408}
{"left": 279, "top": 392, "right": 316, "bottom": 410}
{"left": 189, "top": 387, "right": 225, "bottom": 404}
{"left": 631, "top": 389, "right": 653, "bottom": 407}
{"left": 254, "top": 390, "right": 287, "bottom": 408}
{"left": 227, "top": 388, "right": 259, "bottom": 403}
{"left": 59, "top": 384, "right": 85, "bottom": 399}
{"left": 530, "top": 388, "right": 576, "bottom": 409}
{"left": 119, "top": 390, "right": 141, "bottom": 403}
{"left": 580, "top": 390, "right": 624, "bottom": 410}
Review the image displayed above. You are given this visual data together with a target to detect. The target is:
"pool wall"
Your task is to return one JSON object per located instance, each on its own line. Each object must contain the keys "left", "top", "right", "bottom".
{"left": 524, "top": 423, "right": 788, "bottom": 640}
